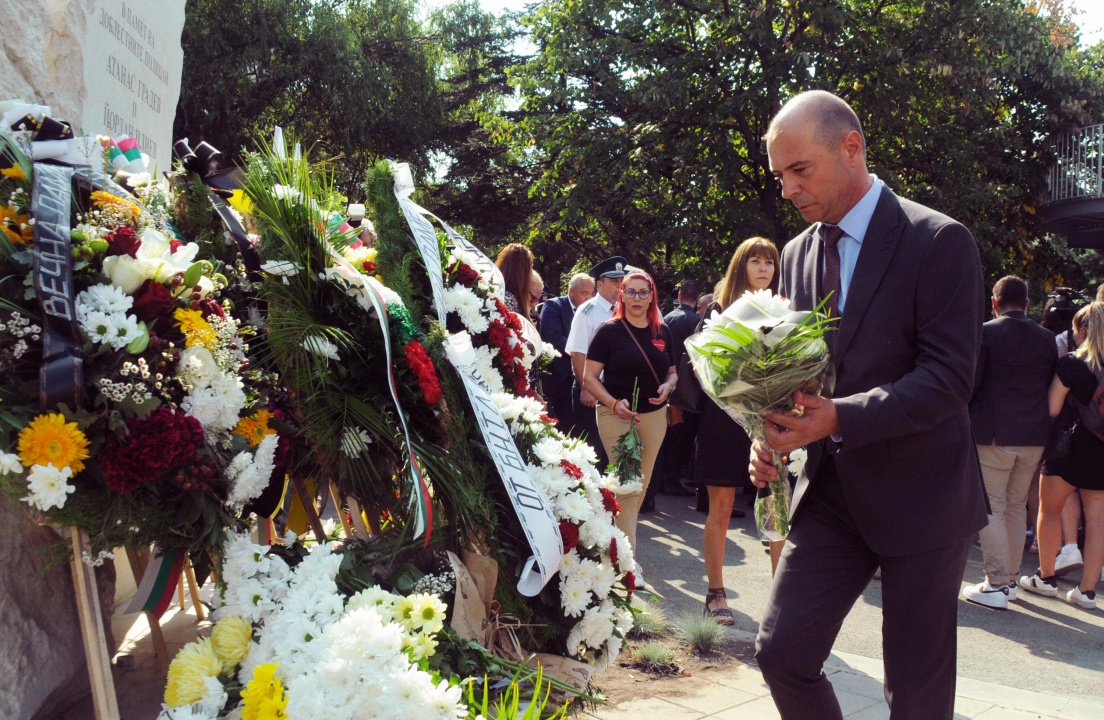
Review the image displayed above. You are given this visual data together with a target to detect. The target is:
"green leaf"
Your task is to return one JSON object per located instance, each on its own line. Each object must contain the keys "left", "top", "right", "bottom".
{"left": 181, "top": 262, "right": 204, "bottom": 290}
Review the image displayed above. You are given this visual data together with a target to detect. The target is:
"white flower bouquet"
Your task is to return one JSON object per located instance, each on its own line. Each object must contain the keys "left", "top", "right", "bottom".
{"left": 685, "top": 289, "right": 834, "bottom": 540}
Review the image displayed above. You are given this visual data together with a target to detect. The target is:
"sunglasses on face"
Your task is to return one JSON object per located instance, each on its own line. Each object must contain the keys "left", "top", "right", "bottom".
{"left": 622, "top": 288, "right": 652, "bottom": 300}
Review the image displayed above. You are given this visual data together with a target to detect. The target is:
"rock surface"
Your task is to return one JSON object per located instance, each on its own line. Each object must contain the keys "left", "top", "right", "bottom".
{"left": 0, "top": 497, "right": 91, "bottom": 720}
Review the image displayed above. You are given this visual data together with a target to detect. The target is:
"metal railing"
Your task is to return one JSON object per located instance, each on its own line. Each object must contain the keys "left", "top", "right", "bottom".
{"left": 1049, "top": 124, "right": 1104, "bottom": 203}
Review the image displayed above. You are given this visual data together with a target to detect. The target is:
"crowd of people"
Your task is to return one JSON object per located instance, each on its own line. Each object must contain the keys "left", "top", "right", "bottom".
{"left": 500, "top": 91, "right": 1101, "bottom": 720}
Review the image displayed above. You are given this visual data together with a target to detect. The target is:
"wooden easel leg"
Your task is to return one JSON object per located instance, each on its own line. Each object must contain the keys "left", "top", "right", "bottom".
{"left": 177, "top": 575, "right": 186, "bottom": 610}
{"left": 346, "top": 496, "right": 371, "bottom": 538}
{"left": 184, "top": 560, "right": 206, "bottom": 621}
{"left": 69, "top": 528, "right": 121, "bottom": 720}
{"left": 292, "top": 476, "right": 328, "bottom": 543}
{"left": 145, "top": 610, "right": 170, "bottom": 669}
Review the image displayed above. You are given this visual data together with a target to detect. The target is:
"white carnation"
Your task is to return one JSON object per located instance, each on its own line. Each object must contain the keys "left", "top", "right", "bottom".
{"left": 23, "top": 463, "right": 75, "bottom": 511}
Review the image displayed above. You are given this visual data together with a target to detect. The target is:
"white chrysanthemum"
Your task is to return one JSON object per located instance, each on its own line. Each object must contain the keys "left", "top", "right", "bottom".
{"left": 470, "top": 346, "right": 502, "bottom": 393}
{"left": 578, "top": 517, "right": 613, "bottom": 551}
{"left": 340, "top": 426, "right": 372, "bottom": 458}
{"left": 559, "top": 576, "right": 591, "bottom": 618}
{"left": 301, "top": 334, "right": 340, "bottom": 361}
{"left": 196, "top": 676, "right": 227, "bottom": 717}
{"left": 107, "top": 313, "right": 143, "bottom": 350}
{"left": 182, "top": 373, "right": 247, "bottom": 432}
{"left": 227, "top": 434, "right": 280, "bottom": 505}
{"left": 77, "top": 283, "right": 133, "bottom": 315}
{"left": 404, "top": 593, "right": 447, "bottom": 634}
{"left": 787, "top": 447, "right": 808, "bottom": 477}
{"left": 79, "top": 310, "right": 119, "bottom": 346}
{"left": 347, "top": 586, "right": 400, "bottom": 614}
{"left": 556, "top": 490, "right": 593, "bottom": 524}
{"left": 0, "top": 451, "right": 24, "bottom": 475}
{"left": 23, "top": 463, "right": 75, "bottom": 511}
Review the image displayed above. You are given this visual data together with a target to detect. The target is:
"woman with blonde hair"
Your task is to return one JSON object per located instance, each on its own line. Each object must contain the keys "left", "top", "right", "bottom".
{"left": 495, "top": 243, "right": 535, "bottom": 319}
{"left": 1020, "top": 301, "right": 1104, "bottom": 609}
{"left": 695, "top": 237, "right": 780, "bottom": 624}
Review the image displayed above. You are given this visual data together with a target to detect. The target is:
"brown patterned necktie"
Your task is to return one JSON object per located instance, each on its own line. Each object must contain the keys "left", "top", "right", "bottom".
{"left": 821, "top": 224, "right": 844, "bottom": 318}
{"left": 820, "top": 224, "right": 844, "bottom": 354}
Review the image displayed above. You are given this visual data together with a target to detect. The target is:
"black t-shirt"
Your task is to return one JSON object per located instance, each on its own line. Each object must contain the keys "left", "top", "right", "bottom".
{"left": 1057, "top": 354, "right": 1099, "bottom": 404}
{"left": 587, "top": 320, "right": 676, "bottom": 412}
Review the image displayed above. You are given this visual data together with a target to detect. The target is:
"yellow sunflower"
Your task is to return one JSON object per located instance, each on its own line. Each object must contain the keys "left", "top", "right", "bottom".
{"left": 17, "top": 413, "right": 91, "bottom": 474}
{"left": 241, "top": 662, "right": 288, "bottom": 720}
{"left": 174, "top": 308, "right": 218, "bottom": 350}
{"left": 1, "top": 205, "right": 33, "bottom": 245}
{"left": 90, "top": 190, "right": 142, "bottom": 221}
{"left": 233, "top": 409, "right": 277, "bottom": 446}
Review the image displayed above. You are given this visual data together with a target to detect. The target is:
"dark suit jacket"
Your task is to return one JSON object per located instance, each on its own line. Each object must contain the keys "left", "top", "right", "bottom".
{"left": 969, "top": 311, "right": 1056, "bottom": 447}
{"left": 779, "top": 186, "right": 989, "bottom": 557}
{"left": 540, "top": 295, "right": 576, "bottom": 396}
{"left": 663, "top": 303, "right": 701, "bottom": 366}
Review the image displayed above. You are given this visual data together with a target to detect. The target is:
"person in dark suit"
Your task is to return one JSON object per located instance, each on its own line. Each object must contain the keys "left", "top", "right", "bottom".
{"left": 961, "top": 276, "right": 1056, "bottom": 610}
{"left": 748, "top": 91, "right": 988, "bottom": 720}
{"left": 539, "top": 273, "right": 595, "bottom": 435}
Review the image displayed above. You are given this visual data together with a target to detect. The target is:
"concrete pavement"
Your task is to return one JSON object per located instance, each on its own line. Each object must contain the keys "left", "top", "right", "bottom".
{"left": 609, "top": 491, "right": 1104, "bottom": 719}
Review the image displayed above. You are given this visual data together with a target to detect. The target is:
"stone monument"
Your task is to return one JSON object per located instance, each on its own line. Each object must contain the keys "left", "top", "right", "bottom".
{"left": 0, "top": 0, "right": 185, "bottom": 170}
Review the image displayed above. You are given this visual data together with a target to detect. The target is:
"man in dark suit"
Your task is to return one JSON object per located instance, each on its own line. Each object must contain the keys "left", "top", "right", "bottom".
{"left": 539, "top": 273, "right": 595, "bottom": 436}
{"left": 749, "top": 91, "right": 988, "bottom": 719}
{"left": 648, "top": 280, "right": 701, "bottom": 505}
{"left": 961, "top": 276, "right": 1056, "bottom": 609}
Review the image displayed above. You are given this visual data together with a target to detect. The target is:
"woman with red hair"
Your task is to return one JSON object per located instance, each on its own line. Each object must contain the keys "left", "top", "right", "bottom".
{"left": 583, "top": 271, "right": 677, "bottom": 583}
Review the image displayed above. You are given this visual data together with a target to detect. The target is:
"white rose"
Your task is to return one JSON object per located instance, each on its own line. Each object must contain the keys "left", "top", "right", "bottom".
{"left": 178, "top": 347, "right": 222, "bottom": 388}
{"left": 101, "top": 255, "right": 149, "bottom": 294}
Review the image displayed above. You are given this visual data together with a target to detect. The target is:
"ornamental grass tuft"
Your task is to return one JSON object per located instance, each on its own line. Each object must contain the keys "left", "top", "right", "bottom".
{"left": 673, "top": 612, "right": 727, "bottom": 654}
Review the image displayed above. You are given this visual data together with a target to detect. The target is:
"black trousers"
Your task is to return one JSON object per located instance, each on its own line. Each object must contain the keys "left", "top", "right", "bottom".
{"left": 546, "top": 379, "right": 576, "bottom": 437}
{"left": 571, "top": 381, "right": 609, "bottom": 469}
{"left": 755, "top": 457, "right": 970, "bottom": 720}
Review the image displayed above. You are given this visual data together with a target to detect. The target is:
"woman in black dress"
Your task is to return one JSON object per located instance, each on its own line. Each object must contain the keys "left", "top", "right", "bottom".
{"left": 1021, "top": 301, "right": 1104, "bottom": 609}
{"left": 695, "top": 237, "right": 780, "bottom": 624}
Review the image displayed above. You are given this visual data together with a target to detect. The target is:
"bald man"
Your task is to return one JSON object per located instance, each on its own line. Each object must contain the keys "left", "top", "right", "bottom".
{"left": 748, "top": 91, "right": 987, "bottom": 719}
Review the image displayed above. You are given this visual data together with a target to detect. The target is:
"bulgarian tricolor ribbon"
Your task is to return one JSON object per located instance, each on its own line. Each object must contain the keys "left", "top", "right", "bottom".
{"left": 107, "top": 136, "right": 147, "bottom": 173}
{"left": 327, "top": 250, "right": 434, "bottom": 545}
{"left": 124, "top": 547, "right": 186, "bottom": 619}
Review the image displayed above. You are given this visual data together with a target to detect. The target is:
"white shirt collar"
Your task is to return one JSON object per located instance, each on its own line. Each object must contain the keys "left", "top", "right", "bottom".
{"left": 831, "top": 174, "right": 883, "bottom": 244}
{"left": 594, "top": 294, "right": 615, "bottom": 312}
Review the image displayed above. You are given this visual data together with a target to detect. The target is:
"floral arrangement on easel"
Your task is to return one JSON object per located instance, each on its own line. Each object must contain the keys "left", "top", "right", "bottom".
{"left": 0, "top": 113, "right": 285, "bottom": 560}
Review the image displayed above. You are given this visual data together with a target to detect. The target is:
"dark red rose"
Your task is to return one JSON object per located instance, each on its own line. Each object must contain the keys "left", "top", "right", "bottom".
{"left": 100, "top": 407, "right": 205, "bottom": 492}
{"left": 559, "top": 460, "right": 584, "bottom": 480}
{"left": 559, "top": 520, "right": 579, "bottom": 552}
{"left": 196, "top": 298, "right": 225, "bottom": 320}
{"left": 105, "top": 226, "right": 140, "bottom": 257}
{"left": 453, "top": 262, "right": 480, "bottom": 288}
{"left": 600, "top": 488, "right": 620, "bottom": 515}
{"left": 130, "top": 280, "right": 174, "bottom": 322}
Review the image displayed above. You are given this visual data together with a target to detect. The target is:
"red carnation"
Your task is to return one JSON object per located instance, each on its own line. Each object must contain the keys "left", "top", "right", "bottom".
{"left": 130, "top": 279, "right": 174, "bottom": 322}
{"left": 600, "top": 487, "right": 620, "bottom": 515}
{"left": 559, "top": 520, "right": 579, "bottom": 552}
{"left": 362, "top": 260, "right": 377, "bottom": 274}
{"left": 540, "top": 414, "right": 555, "bottom": 424}
{"left": 99, "top": 407, "right": 205, "bottom": 493}
{"left": 105, "top": 226, "right": 140, "bottom": 257}
{"left": 609, "top": 538, "right": 619, "bottom": 565}
{"left": 624, "top": 570, "right": 636, "bottom": 592}
{"left": 196, "top": 297, "right": 225, "bottom": 320}
{"left": 451, "top": 262, "right": 480, "bottom": 288}
{"left": 404, "top": 340, "right": 443, "bottom": 406}
{"left": 559, "top": 460, "right": 583, "bottom": 480}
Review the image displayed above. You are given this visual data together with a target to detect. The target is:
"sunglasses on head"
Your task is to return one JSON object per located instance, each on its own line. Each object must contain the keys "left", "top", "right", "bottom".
{"left": 622, "top": 288, "right": 652, "bottom": 300}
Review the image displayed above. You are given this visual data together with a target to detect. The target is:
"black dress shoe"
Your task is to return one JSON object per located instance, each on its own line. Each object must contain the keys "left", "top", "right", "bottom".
{"left": 730, "top": 508, "right": 746, "bottom": 518}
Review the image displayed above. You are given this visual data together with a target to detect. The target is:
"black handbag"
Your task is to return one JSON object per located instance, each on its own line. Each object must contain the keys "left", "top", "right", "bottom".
{"left": 1043, "top": 404, "right": 1078, "bottom": 462}
{"left": 669, "top": 349, "right": 704, "bottom": 412}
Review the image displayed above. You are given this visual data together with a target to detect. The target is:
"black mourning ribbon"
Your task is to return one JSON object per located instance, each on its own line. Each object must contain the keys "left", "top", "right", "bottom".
{"left": 30, "top": 163, "right": 83, "bottom": 411}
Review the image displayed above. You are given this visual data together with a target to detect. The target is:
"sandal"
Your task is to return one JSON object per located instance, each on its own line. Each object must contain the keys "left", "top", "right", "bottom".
{"left": 704, "top": 587, "right": 736, "bottom": 626}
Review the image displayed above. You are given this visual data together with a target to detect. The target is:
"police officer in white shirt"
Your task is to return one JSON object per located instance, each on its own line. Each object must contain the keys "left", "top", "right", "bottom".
{"left": 565, "top": 256, "right": 629, "bottom": 467}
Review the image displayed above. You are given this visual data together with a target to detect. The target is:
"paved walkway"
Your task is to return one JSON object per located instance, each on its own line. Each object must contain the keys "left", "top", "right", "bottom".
{"left": 590, "top": 643, "right": 1104, "bottom": 720}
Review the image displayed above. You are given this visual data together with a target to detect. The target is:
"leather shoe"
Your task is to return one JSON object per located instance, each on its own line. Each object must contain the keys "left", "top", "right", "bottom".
{"left": 730, "top": 507, "right": 746, "bottom": 519}
{"left": 662, "top": 484, "right": 696, "bottom": 497}
{"left": 640, "top": 497, "right": 656, "bottom": 514}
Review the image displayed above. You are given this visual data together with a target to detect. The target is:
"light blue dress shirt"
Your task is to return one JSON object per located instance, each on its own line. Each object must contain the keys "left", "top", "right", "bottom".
{"left": 822, "top": 175, "right": 883, "bottom": 314}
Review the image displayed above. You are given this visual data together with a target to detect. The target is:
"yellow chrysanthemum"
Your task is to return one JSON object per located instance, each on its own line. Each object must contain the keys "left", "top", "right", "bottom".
{"left": 90, "top": 190, "right": 141, "bottom": 221}
{"left": 241, "top": 662, "right": 288, "bottom": 720}
{"left": 210, "top": 615, "right": 253, "bottom": 673}
{"left": 1, "top": 205, "right": 33, "bottom": 245}
{"left": 174, "top": 308, "right": 218, "bottom": 350}
{"left": 164, "top": 637, "right": 223, "bottom": 707}
{"left": 1, "top": 165, "right": 26, "bottom": 180}
{"left": 233, "top": 409, "right": 277, "bottom": 446}
{"left": 17, "top": 413, "right": 91, "bottom": 474}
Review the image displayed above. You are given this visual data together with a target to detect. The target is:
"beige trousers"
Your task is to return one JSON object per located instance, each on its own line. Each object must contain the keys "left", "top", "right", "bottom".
{"left": 597, "top": 405, "right": 668, "bottom": 556}
{"left": 976, "top": 444, "right": 1044, "bottom": 587}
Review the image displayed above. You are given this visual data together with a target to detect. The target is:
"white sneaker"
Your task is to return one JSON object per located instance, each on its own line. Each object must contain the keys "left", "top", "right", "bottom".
{"left": 962, "top": 581, "right": 1009, "bottom": 610}
{"left": 1054, "top": 546, "right": 1084, "bottom": 577}
{"left": 1068, "top": 587, "right": 1098, "bottom": 610}
{"left": 1018, "top": 571, "right": 1059, "bottom": 597}
{"left": 1006, "top": 582, "right": 1018, "bottom": 602}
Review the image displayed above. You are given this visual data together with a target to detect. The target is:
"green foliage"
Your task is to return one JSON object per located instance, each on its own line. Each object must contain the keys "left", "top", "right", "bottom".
{"left": 672, "top": 612, "right": 727, "bottom": 655}
{"left": 512, "top": 0, "right": 1104, "bottom": 294}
